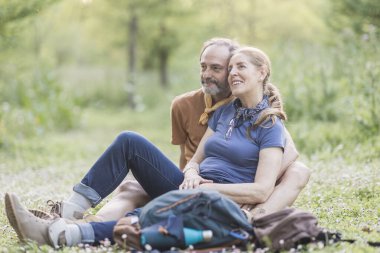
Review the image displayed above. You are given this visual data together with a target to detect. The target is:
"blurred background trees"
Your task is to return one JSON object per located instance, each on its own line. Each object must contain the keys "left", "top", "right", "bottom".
{"left": 0, "top": 0, "right": 379, "bottom": 155}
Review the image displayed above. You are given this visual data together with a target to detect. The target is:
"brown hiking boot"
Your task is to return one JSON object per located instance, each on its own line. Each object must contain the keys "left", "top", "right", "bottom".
{"left": 27, "top": 200, "right": 63, "bottom": 220}
{"left": 49, "top": 200, "right": 85, "bottom": 220}
{"left": 28, "top": 209, "right": 55, "bottom": 220}
{"left": 29, "top": 199, "right": 84, "bottom": 221}
{"left": 29, "top": 208, "right": 101, "bottom": 224}
{"left": 5, "top": 192, "right": 56, "bottom": 245}
{"left": 47, "top": 200, "right": 63, "bottom": 217}
{"left": 27, "top": 200, "right": 65, "bottom": 220}
{"left": 5, "top": 192, "right": 80, "bottom": 247}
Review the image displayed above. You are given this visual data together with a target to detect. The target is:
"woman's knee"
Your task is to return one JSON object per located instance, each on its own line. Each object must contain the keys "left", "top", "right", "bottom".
{"left": 116, "top": 180, "right": 144, "bottom": 194}
{"left": 114, "top": 180, "right": 150, "bottom": 204}
{"left": 284, "top": 161, "right": 311, "bottom": 189}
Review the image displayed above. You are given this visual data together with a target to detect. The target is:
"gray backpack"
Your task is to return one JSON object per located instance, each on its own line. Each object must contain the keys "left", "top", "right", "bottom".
{"left": 138, "top": 189, "right": 253, "bottom": 250}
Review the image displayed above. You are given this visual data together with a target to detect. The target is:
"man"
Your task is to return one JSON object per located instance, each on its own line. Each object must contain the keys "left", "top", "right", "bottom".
{"left": 7, "top": 38, "right": 310, "bottom": 237}
{"left": 91, "top": 37, "right": 309, "bottom": 221}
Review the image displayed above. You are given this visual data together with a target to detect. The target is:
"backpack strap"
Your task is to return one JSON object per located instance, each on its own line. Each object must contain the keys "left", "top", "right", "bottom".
{"left": 368, "top": 241, "right": 380, "bottom": 247}
{"left": 339, "top": 238, "right": 380, "bottom": 247}
{"left": 229, "top": 229, "right": 250, "bottom": 240}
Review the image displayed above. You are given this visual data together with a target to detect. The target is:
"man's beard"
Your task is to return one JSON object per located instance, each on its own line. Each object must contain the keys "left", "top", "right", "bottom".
{"left": 201, "top": 78, "right": 228, "bottom": 96}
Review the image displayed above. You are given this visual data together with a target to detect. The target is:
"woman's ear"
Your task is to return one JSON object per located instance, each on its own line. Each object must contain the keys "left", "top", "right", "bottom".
{"left": 259, "top": 68, "right": 267, "bottom": 81}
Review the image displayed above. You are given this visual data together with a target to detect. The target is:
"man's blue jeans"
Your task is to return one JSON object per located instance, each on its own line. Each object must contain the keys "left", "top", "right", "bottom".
{"left": 73, "top": 131, "right": 184, "bottom": 206}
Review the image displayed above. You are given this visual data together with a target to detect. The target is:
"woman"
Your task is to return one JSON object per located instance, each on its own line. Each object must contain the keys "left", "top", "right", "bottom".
{"left": 5, "top": 46, "right": 287, "bottom": 247}
{"left": 180, "top": 46, "right": 286, "bottom": 205}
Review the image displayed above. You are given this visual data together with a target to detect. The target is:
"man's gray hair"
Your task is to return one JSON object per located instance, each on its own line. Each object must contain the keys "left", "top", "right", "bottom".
{"left": 199, "top": 37, "right": 240, "bottom": 59}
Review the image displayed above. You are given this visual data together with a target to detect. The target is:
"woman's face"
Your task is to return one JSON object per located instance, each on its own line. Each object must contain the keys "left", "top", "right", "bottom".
{"left": 228, "top": 53, "right": 264, "bottom": 98}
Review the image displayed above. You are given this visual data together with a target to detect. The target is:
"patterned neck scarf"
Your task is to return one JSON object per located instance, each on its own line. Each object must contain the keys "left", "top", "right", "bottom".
{"left": 199, "top": 93, "right": 235, "bottom": 125}
{"left": 225, "top": 96, "right": 269, "bottom": 140}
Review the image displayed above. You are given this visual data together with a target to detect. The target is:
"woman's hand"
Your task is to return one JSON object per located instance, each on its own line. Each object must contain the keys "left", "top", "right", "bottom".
{"left": 240, "top": 204, "right": 255, "bottom": 212}
{"left": 179, "top": 169, "right": 213, "bottom": 190}
{"left": 113, "top": 216, "right": 142, "bottom": 250}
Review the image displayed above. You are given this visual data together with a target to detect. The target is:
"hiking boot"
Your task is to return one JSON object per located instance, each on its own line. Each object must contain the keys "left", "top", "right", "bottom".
{"left": 5, "top": 193, "right": 80, "bottom": 248}
{"left": 29, "top": 208, "right": 100, "bottom": 224}
{"left": 29, "top": 209, "right": 55, "bottom": 220}
{"left": 28, "top": 199, "right": 84, "bottom": 221}
{"left": 42, "top": 200, "right": 85, "bottom": 220}
{"left": 5, "top": 192, "right": 56, "bottom": 245}
{"left": 48, "top": 218, "right": 80, "bottom": 247}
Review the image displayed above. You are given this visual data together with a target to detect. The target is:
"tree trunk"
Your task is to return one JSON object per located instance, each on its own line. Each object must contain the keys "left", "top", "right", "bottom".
{"left": 126, "top": 13, "right": 137, "bottom": 109}
{"left": 159, "top": 49, "right": 169, "bottom": 88}
{"left": 33, "top": 20, "right": 42, "bottom": 79}
{"left": 158, "top": 25, "right": 170, "bottom": 88}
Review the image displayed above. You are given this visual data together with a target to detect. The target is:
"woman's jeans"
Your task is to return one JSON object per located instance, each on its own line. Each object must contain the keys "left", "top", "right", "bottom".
{"left": 74, "top": 131, "right": 185, "bottom": 245}
{"left": 73, "top": 131, "right": 184, "bottom": 206}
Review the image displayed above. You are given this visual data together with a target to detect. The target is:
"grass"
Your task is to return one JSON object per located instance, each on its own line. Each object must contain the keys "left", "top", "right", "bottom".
{"left": 0, "top": 108, "right": 379, "bottom": 252}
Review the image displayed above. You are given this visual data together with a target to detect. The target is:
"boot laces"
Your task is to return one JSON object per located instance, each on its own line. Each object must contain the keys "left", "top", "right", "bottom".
{"left": 29, "top": 209, "right": 52, "bottom": 219}
{"left": 47, "top": 200, "right": 62, "bottom": 218}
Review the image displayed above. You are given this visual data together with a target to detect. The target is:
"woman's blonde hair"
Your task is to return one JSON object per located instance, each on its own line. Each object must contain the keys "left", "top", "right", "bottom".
{"left": 232, "top": 47, "right": 287, "bottom": 127}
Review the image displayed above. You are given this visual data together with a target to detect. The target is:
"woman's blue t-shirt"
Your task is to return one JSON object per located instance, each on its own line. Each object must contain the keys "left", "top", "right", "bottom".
{"left": 199, "top": 100, "right": 285, "bottom": 184}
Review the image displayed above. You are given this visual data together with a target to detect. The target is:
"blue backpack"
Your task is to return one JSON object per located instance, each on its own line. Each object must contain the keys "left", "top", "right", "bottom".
{"left": 137, "top": 189, "right": 253, "bottom": 250}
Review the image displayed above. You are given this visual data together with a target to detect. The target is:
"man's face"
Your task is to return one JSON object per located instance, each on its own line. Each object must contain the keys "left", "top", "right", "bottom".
{"left": 200, "top": 45, "right": 231, "bottom": 98}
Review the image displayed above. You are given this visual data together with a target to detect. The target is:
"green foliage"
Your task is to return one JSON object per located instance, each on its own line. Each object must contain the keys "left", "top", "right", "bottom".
{"left": 270, "top": 29, "right": 380, "bottom": 144}
{"left": 272, "top": 42, "right": 344, "bottom": 122}
{"left": 330, "top": 0, "right": 380, "bottom": 34}
{"left": 0, "top": 0, "right": 378, "bottom": 154}
{"left": 334, "top": 28, "right": 380, "bottom": 136}
{"left": 0, "top": 0, "right": 59, "bottom": 27}
{"left": 0, "top": 73, "right": 80, "bottom": 150}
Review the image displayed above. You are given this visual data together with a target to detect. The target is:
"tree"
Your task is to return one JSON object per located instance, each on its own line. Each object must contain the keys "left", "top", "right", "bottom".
{"left": 145, "top": 23, "right": 179, "bottom": 88}
{"left": 331, "top": 0, "right": 380, "bottom": 34}
{"left": 126, "top": 6, "right": 138, "bottom": 109}
{"left": 138, "top": 0, "right": 189, "bottom": 88}
{"left": 0, "top": 0, "right": 60, "bottom": 92}
{"left": 0, "top": 0, "right": 58, "bottom": 29}
{"left": 95, "top": 0, "right": 192, "bottom": 94}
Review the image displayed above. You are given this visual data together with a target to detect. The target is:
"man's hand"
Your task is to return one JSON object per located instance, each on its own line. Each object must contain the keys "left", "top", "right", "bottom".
{"left": 179, "top": 170, "right": 213, "bottom": 190}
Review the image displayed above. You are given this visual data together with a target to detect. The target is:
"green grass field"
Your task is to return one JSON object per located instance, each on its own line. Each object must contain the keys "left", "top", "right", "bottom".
{"left": 0, "top": 106, "right": 379, "bottom": 252}
{"left": 1, "top": 0, "right": 379, "bottom": 251}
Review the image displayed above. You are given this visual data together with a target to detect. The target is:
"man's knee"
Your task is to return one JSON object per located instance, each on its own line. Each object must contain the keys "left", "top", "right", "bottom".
{"left": 115, "top": 131, "right": 140, "bottom": 144}
{"left": 283, "top": 161, "right": 311, "bottom": 189}
{"left": 116, "top": 180, "right": 145, "bottom": 195}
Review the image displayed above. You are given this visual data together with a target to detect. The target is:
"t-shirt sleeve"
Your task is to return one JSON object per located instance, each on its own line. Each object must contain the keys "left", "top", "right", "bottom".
{"left": 208, "top": 106, "right": 225, "bottom": 131}
{"left": 170, "top": 98, "right": 187, "bottom": 145}
{"left": 259, "top": 118, "right": 286, "bottom": 150}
